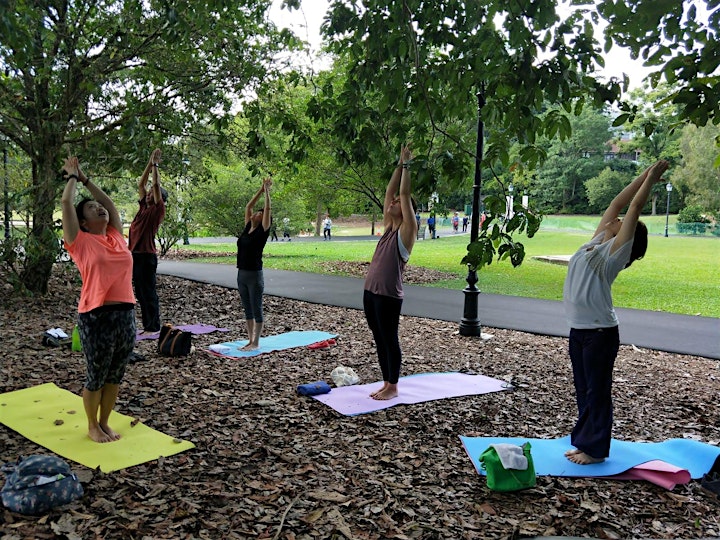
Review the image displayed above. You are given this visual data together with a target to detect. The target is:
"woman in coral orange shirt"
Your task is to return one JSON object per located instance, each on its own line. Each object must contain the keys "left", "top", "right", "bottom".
{"left": 61, "top": 156, "right": 136, "bottom": 444}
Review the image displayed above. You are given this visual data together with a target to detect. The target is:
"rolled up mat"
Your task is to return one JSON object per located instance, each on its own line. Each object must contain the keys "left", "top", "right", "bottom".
{"left": 297, "top": 381, "right": 332, "bottom": 396}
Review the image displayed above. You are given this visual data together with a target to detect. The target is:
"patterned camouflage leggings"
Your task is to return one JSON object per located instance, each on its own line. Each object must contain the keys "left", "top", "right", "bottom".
{"left": 77, "top": 306, "right": 136, "bottom": 391}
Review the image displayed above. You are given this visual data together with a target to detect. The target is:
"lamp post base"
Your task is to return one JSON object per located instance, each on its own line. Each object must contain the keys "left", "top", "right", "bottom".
{"left": 459, "top": 268, "right": 482, "bottom": 337}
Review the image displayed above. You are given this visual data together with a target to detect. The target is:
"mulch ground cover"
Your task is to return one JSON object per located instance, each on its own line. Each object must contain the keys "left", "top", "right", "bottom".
{"left": 1, "top": 261, "right": 718, "bottom": 539}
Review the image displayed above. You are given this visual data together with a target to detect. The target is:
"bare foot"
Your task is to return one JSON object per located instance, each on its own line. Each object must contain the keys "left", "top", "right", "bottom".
{"left": 564, "top": 448, "right": 582, "bottom": 457}
{"left": 88, "top": 425, "right": 114, "bottom": 443}
{"left": 100, "top": 423, "right": 122, "bottom": 441}
{"left": 566, "top": 451, "right": 605, "bottom": 465}
{"left": 241, "top": 342, "right": 258, "bottom": 351}
{"left": 370, "top": 383, "right": 389, "bottom": 398}
{"left": 371, "top": 388, "right": 399, "bottom": 401}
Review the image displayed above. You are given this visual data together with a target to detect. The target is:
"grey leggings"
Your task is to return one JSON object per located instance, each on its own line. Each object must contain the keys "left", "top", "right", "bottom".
{"left": 237, "top": 269, "right": 265, "bottom": 322}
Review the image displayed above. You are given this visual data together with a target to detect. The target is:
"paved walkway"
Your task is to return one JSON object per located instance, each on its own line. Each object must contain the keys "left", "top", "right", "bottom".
{"left": 157, "top": 260, "right": 719, "bottom": 360}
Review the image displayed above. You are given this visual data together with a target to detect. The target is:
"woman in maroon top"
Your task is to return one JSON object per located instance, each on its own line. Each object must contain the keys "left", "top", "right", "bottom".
{"left": 363, "top": 145, "right": 418, "bottom": 401}
{"left": 128, "top": 149, "right": 166, "bottom": 333}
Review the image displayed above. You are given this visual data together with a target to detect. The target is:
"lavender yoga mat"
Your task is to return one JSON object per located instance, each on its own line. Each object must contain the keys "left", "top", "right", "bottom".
{"left": 311, "top": 372, "right": 511, "bottom": 416}
{"left": 136, "top": 323, "right": 229, "bottom": 341}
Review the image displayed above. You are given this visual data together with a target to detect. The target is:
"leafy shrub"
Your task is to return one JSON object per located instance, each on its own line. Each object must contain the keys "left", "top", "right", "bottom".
{"left": 676, "top": 205, "right": 711, "bottom": 235}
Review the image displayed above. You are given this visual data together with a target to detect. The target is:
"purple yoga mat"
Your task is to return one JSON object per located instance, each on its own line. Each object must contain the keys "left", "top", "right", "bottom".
{"left": 136, "top": 324, "right": 229, "bottom": 341}
{"left": 311, "top": 372, "right": 510, "bottom": 416}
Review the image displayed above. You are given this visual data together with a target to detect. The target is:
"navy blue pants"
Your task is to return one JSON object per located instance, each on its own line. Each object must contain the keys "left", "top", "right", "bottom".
{"left": 132, "top": 252, "right": 161, "bottom": 332}
{"left": 363, "top": 290, "right": 403, "bottom": 384}
{"left": 569, "top": 326, "right": 620, "bottom": 459}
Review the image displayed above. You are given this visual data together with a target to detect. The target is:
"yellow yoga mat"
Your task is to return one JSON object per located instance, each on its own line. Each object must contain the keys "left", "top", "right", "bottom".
{"left": 0, "top": 383, "right": 195, "bottom": 473}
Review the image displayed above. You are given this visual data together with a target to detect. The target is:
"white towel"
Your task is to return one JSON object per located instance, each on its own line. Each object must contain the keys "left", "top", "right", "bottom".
{"left": 490, "top": 443, "right": 528, "bottom": 470}
{"left": 209, "top": 344, "right": 232, "bottom": 354}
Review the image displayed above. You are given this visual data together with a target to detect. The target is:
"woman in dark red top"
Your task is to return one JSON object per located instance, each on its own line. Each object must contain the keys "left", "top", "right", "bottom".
{"left": 128, "top": 149, "right": 166, "bottom": 333}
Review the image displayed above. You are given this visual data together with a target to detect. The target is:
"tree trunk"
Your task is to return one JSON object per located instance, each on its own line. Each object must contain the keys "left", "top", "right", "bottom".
{"left": 315, "top": 201, "right": 323, "bottom": 237}
{"left": 651, "top": 193, "right": 658, "bottom": 215}
{"left": 20, "top": 153, "right": 63, "bottom": 294}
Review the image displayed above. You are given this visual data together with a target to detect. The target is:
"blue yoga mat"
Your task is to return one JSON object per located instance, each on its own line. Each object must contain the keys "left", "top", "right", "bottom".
{"left": 207, "top": 330, "right": 337, "bottom": 358}
{"left": 460, "top": 435, "right": 720, "bottom": 479}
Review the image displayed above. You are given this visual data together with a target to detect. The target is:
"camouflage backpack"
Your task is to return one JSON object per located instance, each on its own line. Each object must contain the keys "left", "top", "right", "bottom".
{"left": 1, "top": 455, "right": 84, "bottom": 515}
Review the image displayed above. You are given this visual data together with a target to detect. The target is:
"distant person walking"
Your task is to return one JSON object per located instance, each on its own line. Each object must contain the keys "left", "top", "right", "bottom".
{"left": 427, "top": 214, "right": 436, "bottom": 239}
{"left": 269, "top": 218, "right": 278, "bottom": 242}
{"left": 282, "top": 217, "right": 292, "bottom": 241}
{"left": 462, "top": 215, "right": 468, "bottom": 232}
{"left": 452, "top": 212, "right": 459, "bottom": 232}
{"left": 236, "top": 177, "right": 272, "bottom": 350}
{"left": 128, "top": 149, "right": 166, "bottom": 334}
{"left": 61, "top": 156, "right": 136, "bottom": 443}
{"left": 323, "top": 214, "right": 332, "bottom": 240}
{"left": 364, "top": 144, "right": 418, "bottom": 401}
{"left": 563, "top": 160, "right": 670, "bottom": 465}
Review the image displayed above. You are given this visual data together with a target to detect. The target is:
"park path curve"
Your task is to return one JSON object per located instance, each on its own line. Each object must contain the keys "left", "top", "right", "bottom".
{"left": 158, "top": 260, "right": 719, "bottom": 360}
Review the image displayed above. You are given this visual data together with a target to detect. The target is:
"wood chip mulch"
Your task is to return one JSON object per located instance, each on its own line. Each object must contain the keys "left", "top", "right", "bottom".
{"left": 1, "top": 262, "right": 718, "bottom": 539}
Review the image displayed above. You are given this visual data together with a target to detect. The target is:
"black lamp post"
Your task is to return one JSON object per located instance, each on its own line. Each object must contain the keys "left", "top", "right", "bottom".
{"left": 3, "top": 140, "right": 8, "bottom": 240}
{"left": 664, "top": 182, "right": 672, "bottom": 237}
{"left": 459, "top": 91, "right": 485, "bottom": 337}
{"left": 181, "top": 157, "right": 190, "bottom": 245}
{"left": 2, "top": 68, "right": 8, "bottom": 241}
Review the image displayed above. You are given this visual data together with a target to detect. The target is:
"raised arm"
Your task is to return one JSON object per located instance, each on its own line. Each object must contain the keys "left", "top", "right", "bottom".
{"left": 61, "top": 157, "right": 81, "bottom": 244}
{"left": 149, "top": 149, "right": 163, "bottom": 205}
{"left": 137, "top": 148, "right": 162, "bottom": 202}
{"left": 245, "top": 180, "right": 266, "bottom": 224}
{"left": 79, "top": 160, "right": 123, "bottom": 233}
{"left": 261, "top": 177, "right": 272, "bottom": 231}
{"left": 397, "top": 145, "right": 418, "bottom": 251}
{"left": 138, "top": 152, "right": 153, "bottom": 201}
{"left": 383, "top": 151, "right": 404, "bottom": 227}
{"left": 594, "top": 163, "right": 654, "bottom": 238}
{"left": 611, "top": 160, "right": 669, "bottom": 252}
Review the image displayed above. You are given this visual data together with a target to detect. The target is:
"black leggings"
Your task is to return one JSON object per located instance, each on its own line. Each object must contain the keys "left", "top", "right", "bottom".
{"left": 132, "top": 252, "right": 161, "bottom": 332}
{"left": 363, "top": 290, "right": 403, "bottom": 384}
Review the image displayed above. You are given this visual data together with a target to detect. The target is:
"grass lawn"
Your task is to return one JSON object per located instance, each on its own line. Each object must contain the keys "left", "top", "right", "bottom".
{"left": 179, "top": 216, "right": 720, "bottom": 318}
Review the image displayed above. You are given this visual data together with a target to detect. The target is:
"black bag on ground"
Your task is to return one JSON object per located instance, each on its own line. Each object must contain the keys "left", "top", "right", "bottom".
{"left": 1, "top": 455, "right": 84, "bottom": 515}
{"left": 158, "top": 324, "right": 192, "bottom": 357}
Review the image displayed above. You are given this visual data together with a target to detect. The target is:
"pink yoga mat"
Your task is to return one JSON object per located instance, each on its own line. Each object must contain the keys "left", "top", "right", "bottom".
{"left": 311, "top": 372, "right": 510, "bottom": 416}
{"left": 609, "top": 460, "right": 691, "bottom": 490}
